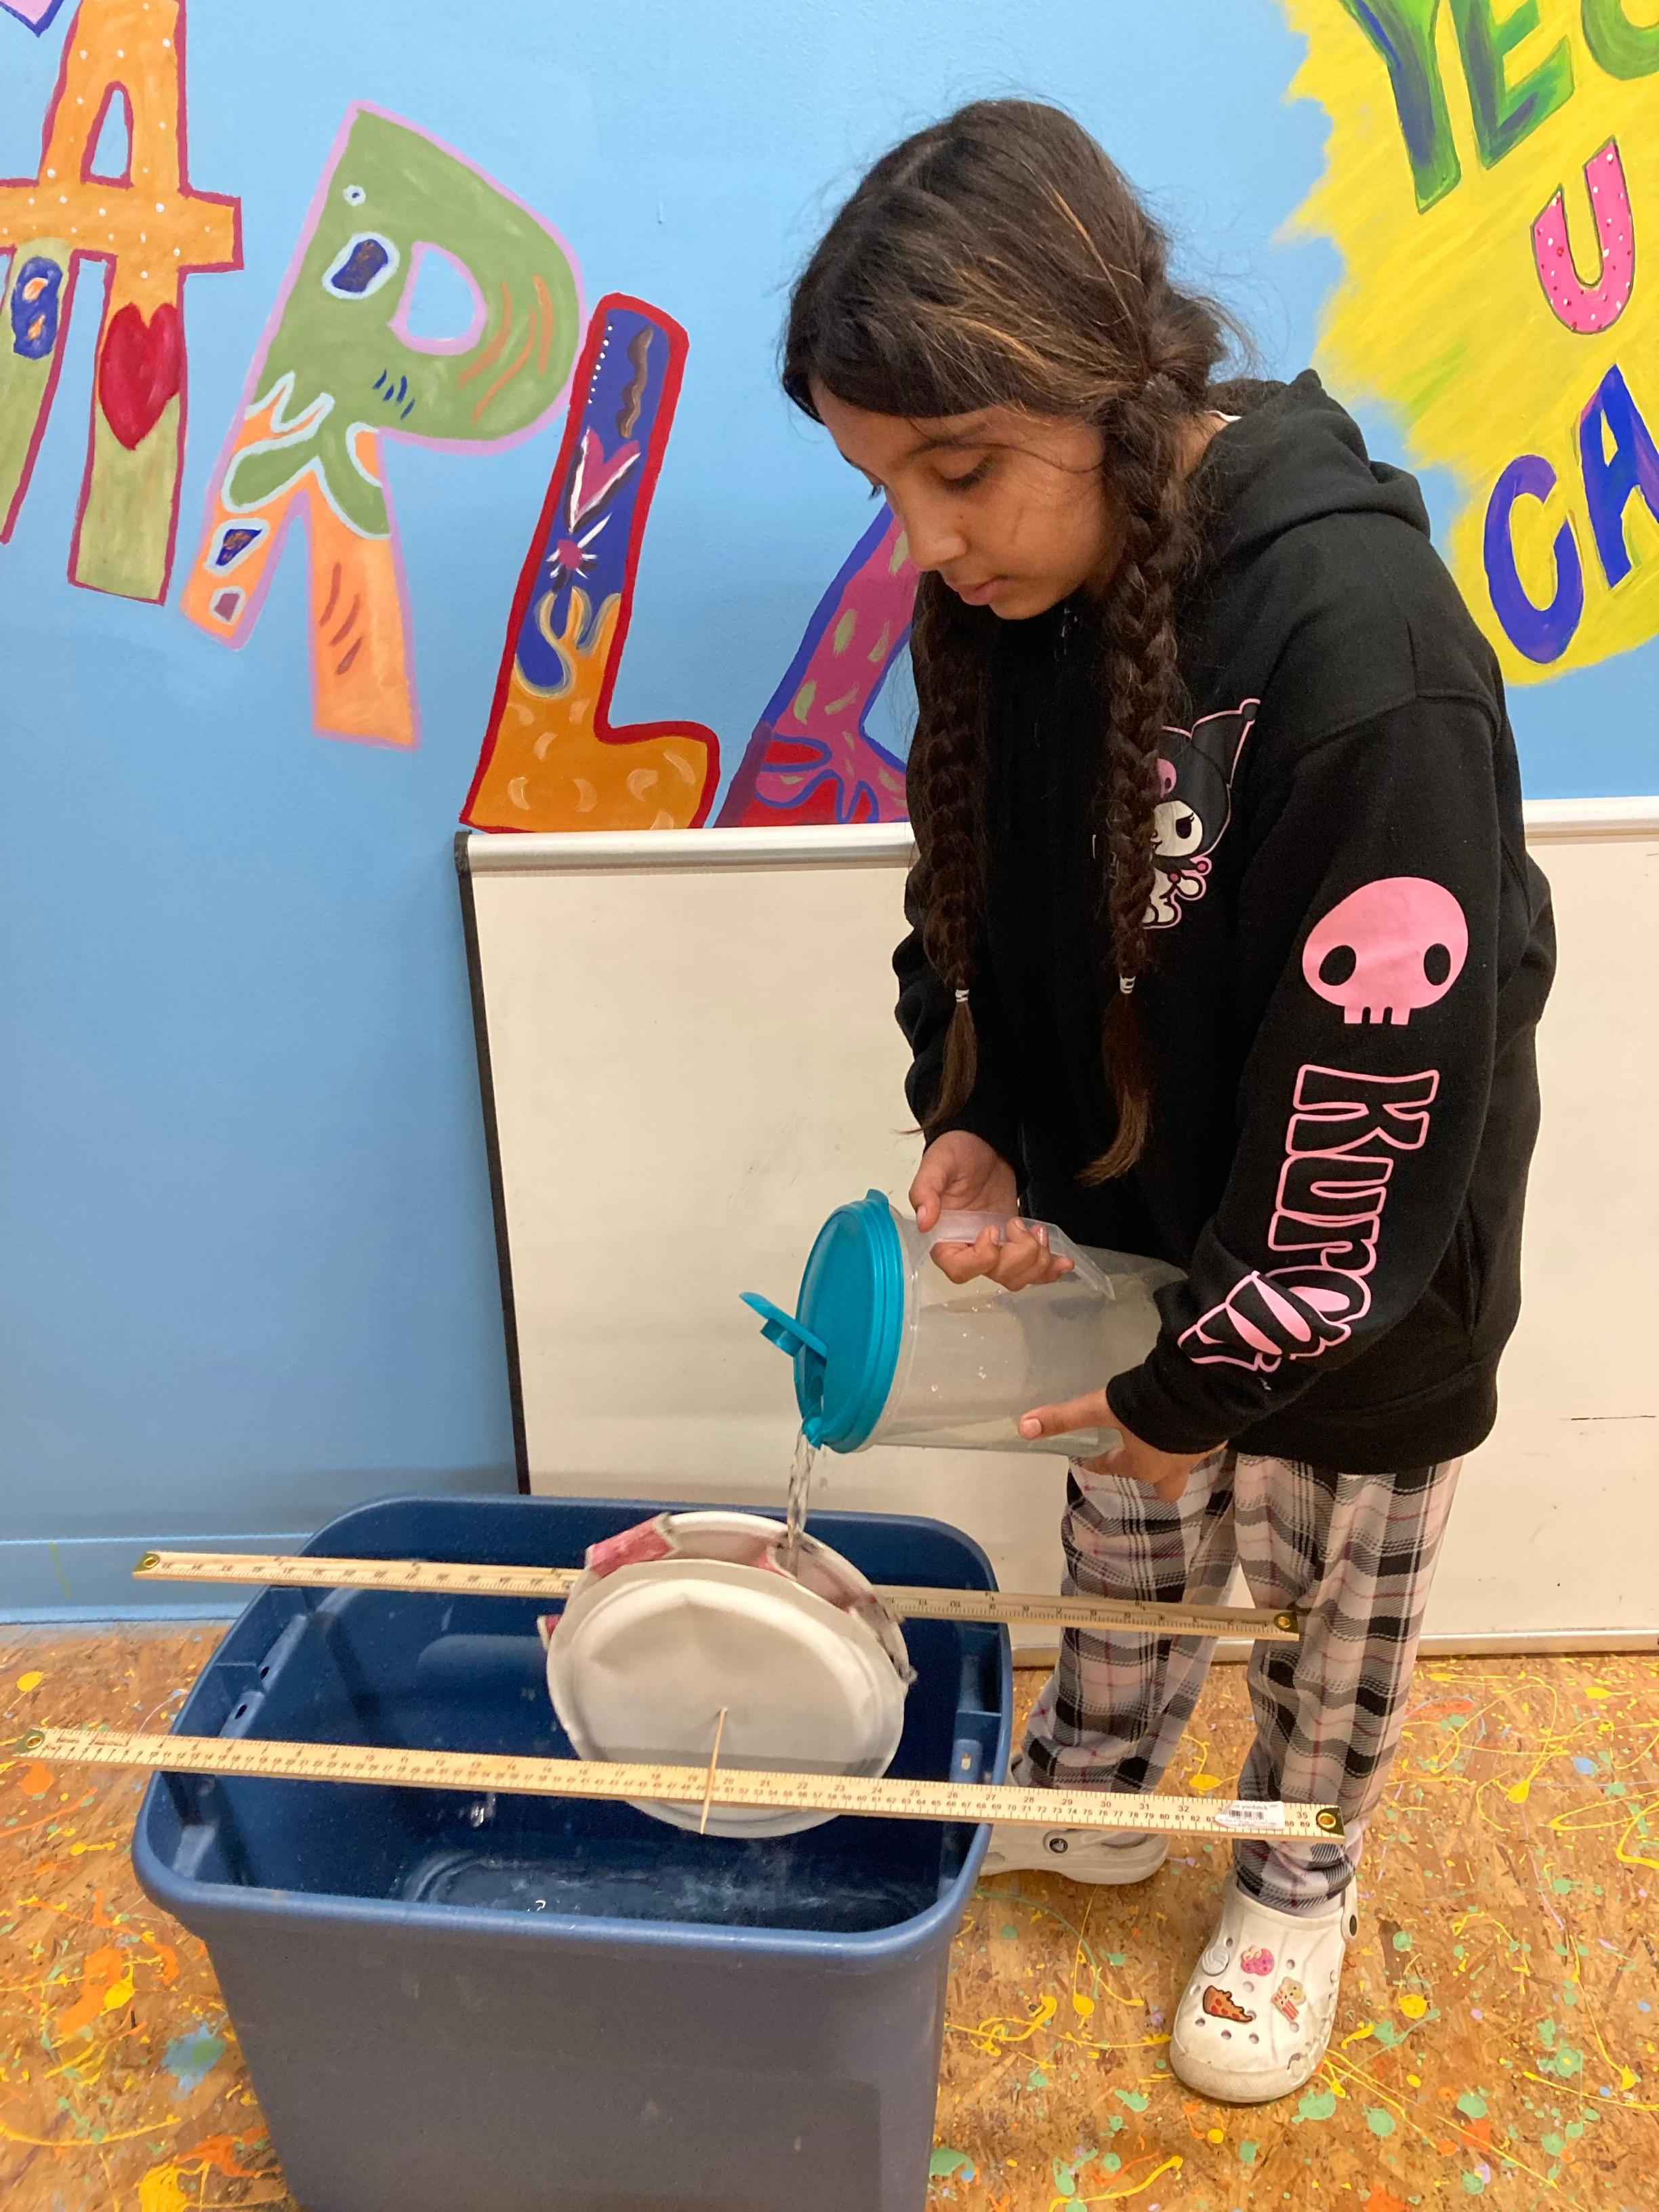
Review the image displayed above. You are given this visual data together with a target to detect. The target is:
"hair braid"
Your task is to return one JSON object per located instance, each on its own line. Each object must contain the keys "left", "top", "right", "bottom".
{"left": 907, "top": 571, "right": 994, "bottom": 1131}
{"left": 781, "top": 96, "right": 1248, "bottom": 1181}
{"left": 1082, "top": 398, "right": 1200, "bottom": 1183}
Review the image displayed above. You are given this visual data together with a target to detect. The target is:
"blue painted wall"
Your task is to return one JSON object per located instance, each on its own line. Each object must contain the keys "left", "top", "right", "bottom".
{"left": 1, "top": 0, "right": 1653, "bottom": 1614}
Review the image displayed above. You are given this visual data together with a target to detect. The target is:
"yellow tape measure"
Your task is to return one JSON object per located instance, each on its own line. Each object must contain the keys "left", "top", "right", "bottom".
{"left": 23, "top": 1726, "right": 1343, "bottom": 1844}
{"left": 133, "top": 1550, "right": 1301, "bottom": 1643}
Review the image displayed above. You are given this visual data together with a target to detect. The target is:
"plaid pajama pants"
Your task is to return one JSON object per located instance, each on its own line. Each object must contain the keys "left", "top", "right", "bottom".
{"left": 1013, "top": 1450, "right": 1463, "bottom": 1915}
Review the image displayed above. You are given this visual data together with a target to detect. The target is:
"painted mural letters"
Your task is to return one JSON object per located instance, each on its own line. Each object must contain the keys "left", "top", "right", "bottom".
{"left": 0, "top": 0, "right": 240, "bottom": 600}
{"left": 464, "top": 294, "right": 718, "bottom": 828}
{"left": 1578, "top": 361, "right": 1659, "bottom": 588}
{"left": 1581, "top": 0, "right": 1659, "bottom": 80}
{"left": 1531, "top": 137, "right": 1634, "bottom": 332}
{"left": 1290, "top": 0, "right": 1659, "bottom": 683}
{"left": 717, "top": 506, "right": 918, "bottom": 825}
{"left": 1483, "top": 452, "right": 1585, "bottom": 663}
{"left": 181, "top": 104, "right": 581, "bottom": 748}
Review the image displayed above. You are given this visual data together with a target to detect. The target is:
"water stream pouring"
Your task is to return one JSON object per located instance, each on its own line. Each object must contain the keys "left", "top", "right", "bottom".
{"left": 745, "top": 1193, "right": 1185, "bottom": 1458}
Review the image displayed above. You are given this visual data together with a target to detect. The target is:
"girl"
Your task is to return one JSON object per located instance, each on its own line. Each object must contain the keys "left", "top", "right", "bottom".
{"left": 783, "top": 100, "right": 1553, "bottom": 2107}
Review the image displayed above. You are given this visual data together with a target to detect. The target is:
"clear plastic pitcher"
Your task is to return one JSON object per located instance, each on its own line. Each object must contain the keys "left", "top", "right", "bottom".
{"left": 743, "top": 1192, "right": 1184, "bottom": 1457}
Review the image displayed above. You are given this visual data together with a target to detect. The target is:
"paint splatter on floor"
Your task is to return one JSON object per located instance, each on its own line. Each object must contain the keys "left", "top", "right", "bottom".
{"left": 1, "top": 1631, "right": 1654, "bottom": 2209}
{"left": 0, "top": 1626, "right": 285, "bottom": 2210}
{"left": 931, "top": 1659, "right": 1657, "bottom": 2207}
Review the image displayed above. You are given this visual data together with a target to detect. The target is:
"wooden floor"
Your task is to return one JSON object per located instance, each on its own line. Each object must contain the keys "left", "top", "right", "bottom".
{"left": 1, "top": 1626, "right": 1654, "bottom": 2211}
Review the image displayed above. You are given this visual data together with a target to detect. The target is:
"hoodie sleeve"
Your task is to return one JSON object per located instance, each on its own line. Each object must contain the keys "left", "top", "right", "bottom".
{"left": 1107, "top": 691, "right": 1502, "bottom": 1454}
{"left": 894, "top": 861, "right": 1023, "bottom": 1164}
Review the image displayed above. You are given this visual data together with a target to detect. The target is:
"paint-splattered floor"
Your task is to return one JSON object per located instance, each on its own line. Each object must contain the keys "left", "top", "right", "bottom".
{"left": 1, "top": 1629, "right": 1654, "bottom": 2211}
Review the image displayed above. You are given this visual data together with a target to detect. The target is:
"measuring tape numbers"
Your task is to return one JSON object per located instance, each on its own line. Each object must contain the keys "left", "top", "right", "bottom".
{"left": 24, "top": 1725, "right": 1343, "bottom": 1844}
{"left": 133, "top": 1550, "right": 1301, "bottom": 1643}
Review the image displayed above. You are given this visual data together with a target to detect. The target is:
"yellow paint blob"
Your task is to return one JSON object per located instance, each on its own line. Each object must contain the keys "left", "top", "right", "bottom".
{"left": 138, "top": 2163, "right": 191, "bottom": 2212}
{"left": 1399, "top": 1992, "right": 1430, "bottom": 2020}
{"left": 16, "top": 1671, "right": 44, "bottom": 1692}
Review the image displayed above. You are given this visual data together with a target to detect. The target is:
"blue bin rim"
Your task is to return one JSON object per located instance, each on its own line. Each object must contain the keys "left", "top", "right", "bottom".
{"left": 310, "top": 1489, "right": 1002, "bottom": 1586}
{"left": 131, "top": 1492, "right": 1012, "bottom": 1971}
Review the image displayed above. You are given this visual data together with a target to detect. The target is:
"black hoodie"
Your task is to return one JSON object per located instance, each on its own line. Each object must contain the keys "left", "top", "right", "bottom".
{"left": 895, "top": 373, "right": 1556, "bottom": 1474}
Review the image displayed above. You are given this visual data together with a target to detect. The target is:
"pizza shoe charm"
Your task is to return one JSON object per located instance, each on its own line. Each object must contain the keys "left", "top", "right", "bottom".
{"left": 1202, "top": 1984, "right": 1256, "bottom": 2024}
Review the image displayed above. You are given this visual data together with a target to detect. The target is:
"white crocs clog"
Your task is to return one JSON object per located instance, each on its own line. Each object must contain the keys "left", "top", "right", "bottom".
{"left": 1168, "top": 1874, "right": 1357, "bottom": 2104}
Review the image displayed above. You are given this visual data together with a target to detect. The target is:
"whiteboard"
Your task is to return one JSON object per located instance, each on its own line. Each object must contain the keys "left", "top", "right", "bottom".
{"left": 460, "top": 806, "right": 1659, "bottom": 1655}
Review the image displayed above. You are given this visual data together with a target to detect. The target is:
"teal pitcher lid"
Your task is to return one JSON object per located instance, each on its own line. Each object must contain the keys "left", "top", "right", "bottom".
{"left": 741, "top": 1191, "right": 905, "bottom": 1452}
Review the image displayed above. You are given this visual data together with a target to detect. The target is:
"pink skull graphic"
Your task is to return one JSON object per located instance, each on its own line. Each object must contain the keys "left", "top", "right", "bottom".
{"left": 1302, "top": 878, "right": 1469, "bottom": 1026}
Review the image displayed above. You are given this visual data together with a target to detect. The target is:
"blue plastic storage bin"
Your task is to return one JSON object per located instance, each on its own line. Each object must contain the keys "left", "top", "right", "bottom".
{"left": 134, "top": 1494, "right": 1012, "bottom": 2212}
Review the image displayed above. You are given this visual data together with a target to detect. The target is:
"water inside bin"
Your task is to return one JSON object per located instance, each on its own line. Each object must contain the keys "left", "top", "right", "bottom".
{"left": 136, "top": 1502, "right": 1012, "bottom": 2212}
{"left": 401, "top": 1829, "right": 936, "bottom": 1933}
{"left": 178, "top": 1590, "right": 983, "bottom": 1934}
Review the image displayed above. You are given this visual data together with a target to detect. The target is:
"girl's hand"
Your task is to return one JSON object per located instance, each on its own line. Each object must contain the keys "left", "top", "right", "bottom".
{"left": 1017, "top": 1391, "right": 1217, "bottom": 1503}
{"left": 910, "top": 1131, "right": 1018, "bottom": 1230}
{"left": 911, "top": 1133, "right": 1075, "bottom": 1292}
{"left": 933, "top": 1214, "right": 1076, "bottom": 1292}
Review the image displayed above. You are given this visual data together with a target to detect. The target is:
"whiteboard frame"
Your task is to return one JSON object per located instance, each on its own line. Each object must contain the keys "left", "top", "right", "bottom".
{"left": 457, "top": 800, "right": 1659, "bottom": 1658}
{"left": 455, "top": 819, "right": 924, "bottom": 1507}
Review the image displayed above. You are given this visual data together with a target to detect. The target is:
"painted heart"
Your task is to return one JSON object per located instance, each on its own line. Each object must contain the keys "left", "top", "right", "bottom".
{"left": 98, "top": 301, "right": 183, "bottom": 451}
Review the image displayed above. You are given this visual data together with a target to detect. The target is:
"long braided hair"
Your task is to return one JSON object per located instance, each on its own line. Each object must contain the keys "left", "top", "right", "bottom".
{"left": 783, "top": 100, "right": 1241, "bottom": 1181}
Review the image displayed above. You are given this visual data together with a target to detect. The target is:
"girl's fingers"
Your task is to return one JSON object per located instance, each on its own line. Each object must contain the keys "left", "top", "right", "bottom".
{"left": 1076, "top": 1444, "right": 1124, "bottom": 1476}
{"left": 990, "top": 1222, "right": 1065, "bottom": 1290}
{"left": 994, "top": 1249, "right": 1073, "bottom": 1290}
{"left": 1018, "top": 1391, "right": 1111, "bottom": 1441}
{"left": 910, "top": 1176, "right": 959, "bottom": 1232}
{"left": 930, "top": 1227, "right": 1004, "bottom": 1284}
{"left": 932, "top": 1219, "right": 1075, "bottom": 1292}
{"left": 996, "top": 1258, "right": 1050, "bottom": 1290}
{"left": 1076, "top": 1443, "right": 1178, "bottom": 1494}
